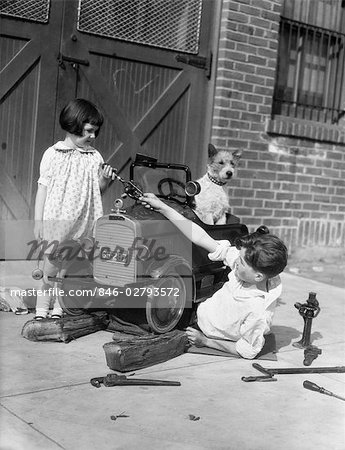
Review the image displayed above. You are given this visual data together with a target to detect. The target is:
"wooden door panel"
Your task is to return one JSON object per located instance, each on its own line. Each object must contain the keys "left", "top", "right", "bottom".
{"left": 0, "top": 34, "right": 28, "bottom": 69}
{"left": 95, "top": 56, "right": 179, "bottom": 128}
{"left": 0, "top": 39, "right": 46, "bottom": 99}
{"left": 142, "top": 90, "right": 190, "bottom": 160}
{"left": 0, "top": 0, "right": 63, "bottom": 257}
{"left": 1, "top": 1, "right": 64, "bottom": 213}
{"left": 0, "top": 62, "right": 40, "bottom": 206}
{"left": 0, "top": 168, "right": 30, "bottom": 219}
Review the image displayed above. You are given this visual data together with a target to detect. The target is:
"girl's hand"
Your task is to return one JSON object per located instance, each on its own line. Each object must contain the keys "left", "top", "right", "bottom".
{"left": 100, "top": 163, "right": 116, "bottom": 180}
{"left": 139, "top": 193, "right": 166, "bottom": 212}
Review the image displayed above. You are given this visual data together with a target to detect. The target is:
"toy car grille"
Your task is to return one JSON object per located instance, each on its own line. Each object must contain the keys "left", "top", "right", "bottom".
{"left": 77, "top": 0, "right": 202, "bottom": 54}
{"left": 94, "top": 218, "right": 136, "bottom": 287}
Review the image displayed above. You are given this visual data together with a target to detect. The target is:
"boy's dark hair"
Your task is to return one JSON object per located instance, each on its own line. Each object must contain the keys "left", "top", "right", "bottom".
{"left": 59, "top": 98, "right": 103, "bottom": 137}
{"left": 235, "top": 226, "right": 288, "bottom": 278}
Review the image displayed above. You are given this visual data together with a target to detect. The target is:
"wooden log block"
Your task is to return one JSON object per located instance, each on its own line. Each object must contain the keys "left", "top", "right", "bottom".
{"left": 103, "top": 329, "right": 189, "bottom": 372}
{"left": 21, "top": 312, "right": 109, "bottom": 343}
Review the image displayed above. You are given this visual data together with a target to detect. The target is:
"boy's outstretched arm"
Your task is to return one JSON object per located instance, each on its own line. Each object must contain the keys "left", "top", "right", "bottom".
{"left": 139, "top": 193, "right": 218, "bottom": 253}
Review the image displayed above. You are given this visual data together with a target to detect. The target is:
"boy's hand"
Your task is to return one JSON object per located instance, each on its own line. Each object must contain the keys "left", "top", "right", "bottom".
{"left": 139, "top": 193, "right": 166, "bottom": 212}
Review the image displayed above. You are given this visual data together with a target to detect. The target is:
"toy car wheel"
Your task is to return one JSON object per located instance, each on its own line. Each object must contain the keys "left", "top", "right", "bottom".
{"left": 145, "top": 267, "right": 193, "bottom": 334}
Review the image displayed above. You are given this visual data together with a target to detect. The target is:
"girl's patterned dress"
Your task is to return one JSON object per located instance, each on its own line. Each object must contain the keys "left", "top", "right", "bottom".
{"left": 38, "top": 141, "right": 104, "bottom": 244}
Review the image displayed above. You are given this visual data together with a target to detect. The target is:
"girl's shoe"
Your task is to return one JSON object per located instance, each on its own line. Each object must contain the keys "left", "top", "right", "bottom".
{"left": 50, "top": 314, "right": 62, "bottom": 319}
{"left": 34, "top": 315, "right": 46, "bottom": 320}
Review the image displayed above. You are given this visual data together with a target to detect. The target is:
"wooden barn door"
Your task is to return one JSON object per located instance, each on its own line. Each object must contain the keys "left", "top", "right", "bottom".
{"left": 0, "top": 0, "right": 63, "bottom": 221}
{"left": 0, "top": 0, "right": 65, "bottom": 258}
{"left": 57, "top": 0, "right": 217, "bottom": 209}
{"left": 0, "top": 0, "right": 217, "bottom": 258}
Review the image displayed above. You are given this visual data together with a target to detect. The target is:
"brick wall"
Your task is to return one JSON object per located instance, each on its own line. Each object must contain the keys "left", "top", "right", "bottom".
{"left": 211, "top": 0, "right": 345, "bottom": 255}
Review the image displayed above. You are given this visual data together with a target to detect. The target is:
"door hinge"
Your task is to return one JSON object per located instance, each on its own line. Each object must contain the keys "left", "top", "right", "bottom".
{"left": 175, "top": 52, "right": 212, "bottom": 79}
{"left": 57, "top": 52, "right": 89, "bottom": 70}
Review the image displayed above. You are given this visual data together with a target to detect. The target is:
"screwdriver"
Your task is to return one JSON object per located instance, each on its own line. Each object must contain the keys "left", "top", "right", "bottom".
{"left": 303, "top": 380, "right": 345, "bottom": 401}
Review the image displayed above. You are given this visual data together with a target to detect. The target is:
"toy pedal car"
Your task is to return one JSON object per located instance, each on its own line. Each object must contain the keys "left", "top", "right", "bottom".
{"left": 57, "top": 154, "right": 248, "bottom": 333}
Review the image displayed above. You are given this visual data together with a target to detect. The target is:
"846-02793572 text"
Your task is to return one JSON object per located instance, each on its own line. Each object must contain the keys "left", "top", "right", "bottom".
{"left": 11, "top": 287, "right": 181, "bottom": 298}
{"left": 97, "top": 287, "right": 180, "bottom": 297}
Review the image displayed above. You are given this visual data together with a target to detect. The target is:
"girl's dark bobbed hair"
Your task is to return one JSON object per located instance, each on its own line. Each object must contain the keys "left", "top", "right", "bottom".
{"left": 59, "top": 98, "right": 104, "bottom": 137}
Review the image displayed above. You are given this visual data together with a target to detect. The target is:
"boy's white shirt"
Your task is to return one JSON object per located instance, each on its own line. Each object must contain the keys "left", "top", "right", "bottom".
{"left": 197, "top": 240, "right": 282, "bottom": 359}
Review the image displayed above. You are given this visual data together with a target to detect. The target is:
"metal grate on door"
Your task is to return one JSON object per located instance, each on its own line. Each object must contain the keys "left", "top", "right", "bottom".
{"left": 0, "top": 0, "right": 50, "bottom": 23}
{"left": 77, "top": 0, "right": 202, "bottom": 54}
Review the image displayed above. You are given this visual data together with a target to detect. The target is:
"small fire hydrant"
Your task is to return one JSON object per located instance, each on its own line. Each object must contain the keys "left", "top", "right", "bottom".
{"left": 293, "top": 292, "right": 320, "bottom": 349}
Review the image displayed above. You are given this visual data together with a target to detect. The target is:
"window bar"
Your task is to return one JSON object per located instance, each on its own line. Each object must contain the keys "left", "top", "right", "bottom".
{"left": 303, "top": 28, "right": 309, "bottom": 120}
{"left": 323, "top": 31, "right": 332, "bottom": 123}
{"left": 316, "top": 30, "right": 323, "bottom": 123}
{"left": 272, "top": 19, "right": 286, "bottom": 117}
{"left": 331, "top": 35, "right": 343, "bottom": 122}
{"left": 307, "top": 27, "right": 314, "bottom": 120}
{"left": 315, "top": 29, "right": 322, "bottom": 121}
{"left": 338, "top": 35, "right": 345, "bottom": 116}
{"left": 300, "top": 28, "right": 309, "bottom": 120}
{"left": 313, "top": 27, "right": 320, "bottom": 121}
{"left": 330, "top": 34, "right": 338, "bottom": 123}
{"left": 294, "top": 23, "right": 303, "bottom": 118}
{"left": 307, "top": 27, "right": 317, "bottom": 120}
{"left": 331, "top": 32, "right": 340, "bottom": 123}
{"left": 286, "top": 19, "right": 293, "bottom": 117}
{"left": 337, "top": 35, "right": 345, "bottom": 119}
{"left": 337, "top": 35, "right": 345, "bottom": 118}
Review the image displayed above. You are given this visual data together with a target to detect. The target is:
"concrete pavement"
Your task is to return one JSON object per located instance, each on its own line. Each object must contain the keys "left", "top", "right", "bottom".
{"left": 0, "top": 261, "right": 344, "bottom": 450}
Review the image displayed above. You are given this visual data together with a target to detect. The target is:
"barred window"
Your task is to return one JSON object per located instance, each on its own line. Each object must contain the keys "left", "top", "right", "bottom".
{"left": 272, "top": 0, "right": 345, "bottom": 125}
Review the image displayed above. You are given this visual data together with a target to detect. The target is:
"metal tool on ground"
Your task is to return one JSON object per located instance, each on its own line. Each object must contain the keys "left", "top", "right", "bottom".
{"left": 241, "top": 375, "right": 277, "bottom": 382}
{"left": 293, "top": 292, "right": 320, "bottom": 348}
{"left": 90, "top": 373, "right": 181, "bottom": 388}
{"left": 303, "top": 380, "right": 345, "bottom": 401}
{"left": 303, "top": 345, "right": 322, "bottom": 366}
{"left": 242, "top": 363, "right": 345, "bottom": 382}
{"left": 252, "top": 363, "right": 345, "bottom": 376}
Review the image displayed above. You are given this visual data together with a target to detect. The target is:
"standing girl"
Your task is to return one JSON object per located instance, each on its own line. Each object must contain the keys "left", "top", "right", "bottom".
{"left": 34, "top": 98, "right": 115, "bottom": 319}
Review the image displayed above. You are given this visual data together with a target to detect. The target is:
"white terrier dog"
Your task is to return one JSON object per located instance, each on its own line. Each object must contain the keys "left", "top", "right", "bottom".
{"left": 193, "top": 144, "right": 242, "bottom": 225}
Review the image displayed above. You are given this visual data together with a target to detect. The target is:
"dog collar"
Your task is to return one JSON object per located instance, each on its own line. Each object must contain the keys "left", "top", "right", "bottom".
{"left": 207, "top": 172, "right": 227, "bottom": 186}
